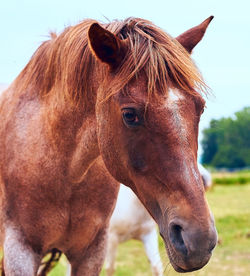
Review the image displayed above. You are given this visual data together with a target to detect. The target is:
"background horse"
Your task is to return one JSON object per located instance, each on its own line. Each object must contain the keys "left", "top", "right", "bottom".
{"left": 0, "top": 16, "right": 217, "bottom": 275}
{"left": 198, "top": 163, "right": 213, "bottom": 190}
{"left": 106, "top": 184, "right": 162, "bottom": 276}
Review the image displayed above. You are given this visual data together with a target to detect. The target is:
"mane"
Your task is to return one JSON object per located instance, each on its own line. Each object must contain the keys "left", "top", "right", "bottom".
{"left": 13, "top": 17, "right": 206, "bottom": 108}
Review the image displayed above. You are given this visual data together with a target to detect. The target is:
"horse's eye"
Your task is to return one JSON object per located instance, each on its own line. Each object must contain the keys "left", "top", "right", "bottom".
{"left": 122, "top": 108, "right": 140, "bottom": 127}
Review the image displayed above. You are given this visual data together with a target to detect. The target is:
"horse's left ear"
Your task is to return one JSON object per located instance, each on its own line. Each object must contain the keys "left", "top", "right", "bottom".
{"left": 88, "top": 23, "right": 125, "bottom": 69}
{"left": 176, "top": 16, "right": 214, "bottom": 53}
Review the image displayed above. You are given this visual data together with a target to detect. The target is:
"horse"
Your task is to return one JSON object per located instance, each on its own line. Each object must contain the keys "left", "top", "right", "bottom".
{"left": 0, "top": 16, "right": 217, "bottom": 275}
{"left": 198, "top": 163, "right": 212, "bottom": 190}
{"left": 105, "top": 184, "right": 163, "bottom": 276}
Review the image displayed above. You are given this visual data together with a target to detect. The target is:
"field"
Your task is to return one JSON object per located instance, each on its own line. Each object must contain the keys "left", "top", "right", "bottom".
{"left": 41, "top": 173, "right": 250, "bottom": 275}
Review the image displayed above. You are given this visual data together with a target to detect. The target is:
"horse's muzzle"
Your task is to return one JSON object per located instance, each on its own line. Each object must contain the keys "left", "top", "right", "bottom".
{"left": 162, "top": 216, "right": 217, "bottom": 272}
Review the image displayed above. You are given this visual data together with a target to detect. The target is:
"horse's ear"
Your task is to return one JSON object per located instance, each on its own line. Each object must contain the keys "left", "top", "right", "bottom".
{"left": 88, "top": 23, "right": 125, "bottom": 69}
{"left": 176, "top": 16, "right": 214, "bottom": 53}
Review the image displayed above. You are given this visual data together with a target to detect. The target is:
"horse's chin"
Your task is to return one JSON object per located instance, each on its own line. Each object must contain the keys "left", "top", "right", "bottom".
{"left": 168, "top": 253, "right": 211, "bottom": 273}
{"left": 171, "top": 262, "right": 208, "bottom": 273}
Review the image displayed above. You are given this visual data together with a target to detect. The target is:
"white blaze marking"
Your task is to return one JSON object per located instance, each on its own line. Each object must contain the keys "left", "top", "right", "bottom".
{"left": 168, "top": 88, "right": 184, "bottom": 103}
{"left": 165, "top": 89, "right": 187, "bottom": 142}
{"left": 166, "top": 90, "right": 202, "bottom": 187}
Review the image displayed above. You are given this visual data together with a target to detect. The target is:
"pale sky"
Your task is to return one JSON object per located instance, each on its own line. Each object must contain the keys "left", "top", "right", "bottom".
{"left": 0, "top": 0, "right": 250, "bottom": 156}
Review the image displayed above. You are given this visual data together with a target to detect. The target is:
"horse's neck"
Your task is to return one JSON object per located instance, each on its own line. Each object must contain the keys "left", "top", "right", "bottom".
{"left": 68, "top": 113, "right": 100, "bottom": 183}
{"left": 36, "top": 81, "right": 101, "bottom": 183}
{"left": 2, "top": 80, "right": 101, "bottom": 184}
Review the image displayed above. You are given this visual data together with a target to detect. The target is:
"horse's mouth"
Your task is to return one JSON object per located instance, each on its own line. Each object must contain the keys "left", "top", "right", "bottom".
{"left": 160, "top": 231, "right": 211, "bottom": 273}
{"left": 170, "top": 260, "right": 206, "bottom": 273}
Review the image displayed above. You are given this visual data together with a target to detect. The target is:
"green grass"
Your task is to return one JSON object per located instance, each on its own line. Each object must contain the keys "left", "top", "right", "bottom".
{"left": 212, "top": 170, "right": 250, "bottom": 185}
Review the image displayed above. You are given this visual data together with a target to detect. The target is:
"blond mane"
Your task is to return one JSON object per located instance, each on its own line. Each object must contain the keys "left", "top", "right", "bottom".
{"left": 13, "top": 17, "right": 206, "bottom": 108}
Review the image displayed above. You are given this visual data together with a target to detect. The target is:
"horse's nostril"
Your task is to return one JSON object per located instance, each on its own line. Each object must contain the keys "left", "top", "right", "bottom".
{"left": 208, "top": 232, "right": 217, "bottom": 253}
{"left": 169, "top": 223, "right": 188, "bottom": 256}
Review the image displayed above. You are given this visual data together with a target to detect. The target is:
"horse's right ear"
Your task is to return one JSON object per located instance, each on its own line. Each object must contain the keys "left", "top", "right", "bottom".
{"left": 88, "top": 23, "right": 125, "bottom": 69}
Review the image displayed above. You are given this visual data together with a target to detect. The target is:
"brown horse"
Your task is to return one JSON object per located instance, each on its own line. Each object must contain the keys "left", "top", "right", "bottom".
{"left": 0, "top": 16, "right": 217, "bottom": 275}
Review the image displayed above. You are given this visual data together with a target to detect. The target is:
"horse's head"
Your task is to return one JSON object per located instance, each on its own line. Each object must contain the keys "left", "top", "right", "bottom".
{"left": 89, "top": 17, "right": 217, "bottom": 272}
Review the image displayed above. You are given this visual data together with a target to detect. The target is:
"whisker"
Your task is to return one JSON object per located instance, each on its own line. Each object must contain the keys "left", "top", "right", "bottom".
{"left": 163, "top": 260, "right": 172, "bottom": 275}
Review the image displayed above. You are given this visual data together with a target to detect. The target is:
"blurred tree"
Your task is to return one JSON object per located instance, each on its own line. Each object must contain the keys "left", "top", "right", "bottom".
{"left": 201, "top": 107, "right": 250, "bottom": 168}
